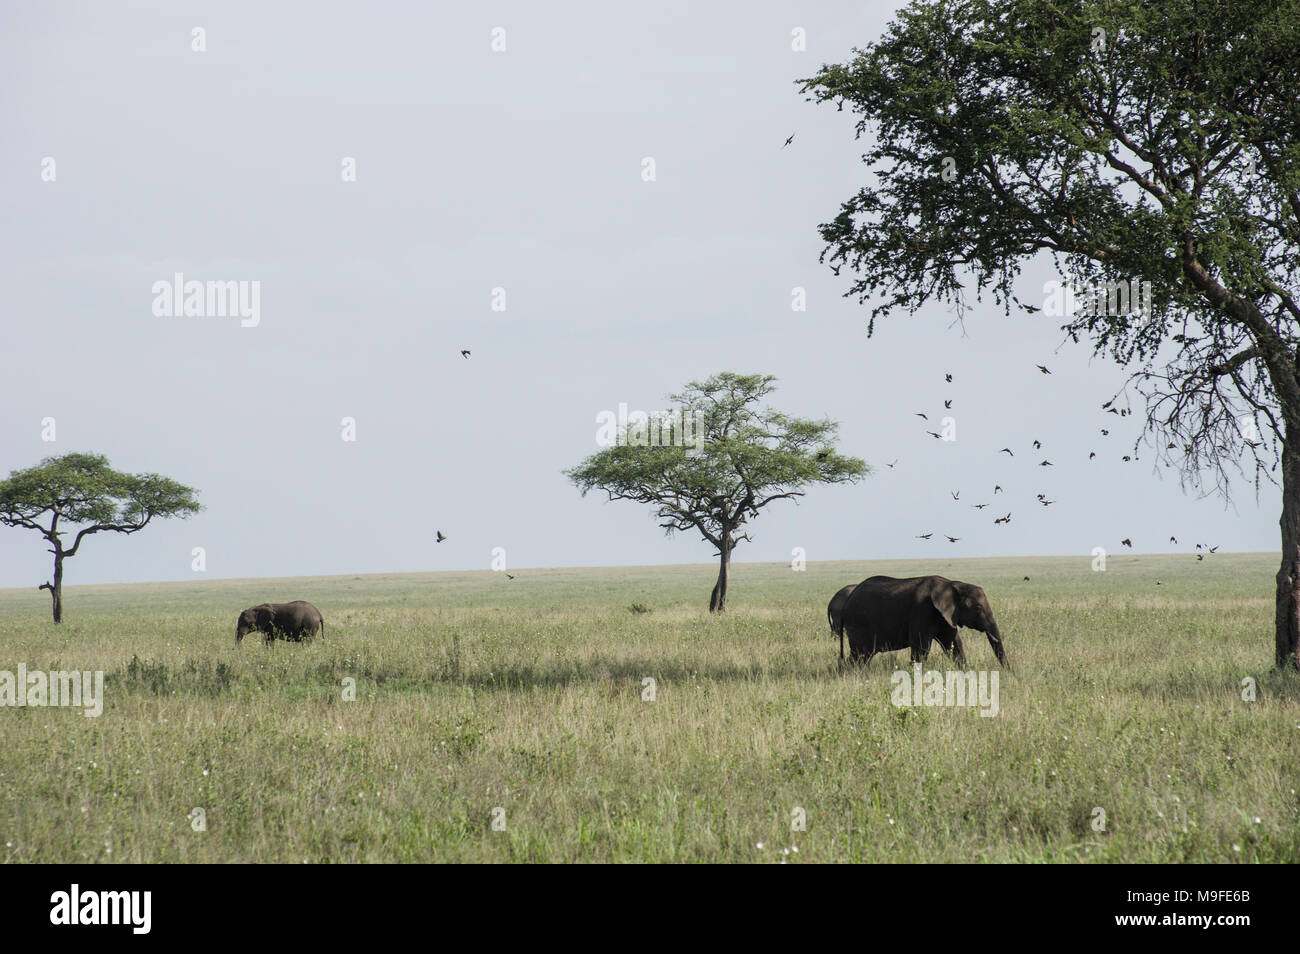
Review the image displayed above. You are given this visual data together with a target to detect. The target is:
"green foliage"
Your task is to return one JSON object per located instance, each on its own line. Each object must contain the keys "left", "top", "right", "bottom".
{"left": 566, "top": 371, "right": 868, "bottom": 566}
{"left": 0, "top": 452, "right": 201, "bottom": 554}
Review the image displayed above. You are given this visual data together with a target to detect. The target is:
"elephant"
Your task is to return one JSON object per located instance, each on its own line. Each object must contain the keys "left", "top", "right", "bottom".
{"left": 235, "top": 601, "right": 325, "bottom": 644}
{"left": 840, "top": 575, "right": 1008, "bottom": 668}
{"left": 827, "top": 584, "right": 858, "bottom": 663}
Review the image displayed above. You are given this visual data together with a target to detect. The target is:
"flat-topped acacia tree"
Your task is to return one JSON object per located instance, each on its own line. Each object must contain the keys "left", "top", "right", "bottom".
{"left": 566, "top": 372, "right": 868, "bottom": 612}
{"left": 800, "top": 0, "right": 1300, "bottom": 668}
{"left": 0, "top": 453, "right": 201, "bottom": 622}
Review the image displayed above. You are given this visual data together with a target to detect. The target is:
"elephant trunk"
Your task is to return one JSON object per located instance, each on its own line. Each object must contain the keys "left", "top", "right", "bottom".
{"left": 987, "top": 620, "right": 1010, "bottom": 668}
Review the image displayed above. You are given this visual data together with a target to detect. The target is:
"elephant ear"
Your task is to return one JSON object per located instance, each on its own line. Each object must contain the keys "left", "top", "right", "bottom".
{"left": 929, "top": 584, "right": 958, "bottom": 628}
{"left": 256, "top": 606, "right": 274, "bottom": 628}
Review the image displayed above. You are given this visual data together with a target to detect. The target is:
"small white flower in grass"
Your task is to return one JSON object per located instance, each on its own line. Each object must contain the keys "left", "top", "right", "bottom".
{"left": 1254, "top": 817, "right": 1261, "bottom": 824}
{"left": 756, "top": 842, "right": 764, "bottom": 849}
{"left": 203, "top": 769, "right": 209, "bottom": 776}
{"left": 1232, "top": 844, "right": 1241, "bottom": 852}
{"left": 791, "top": 845, "right": 798, "bottom": 853}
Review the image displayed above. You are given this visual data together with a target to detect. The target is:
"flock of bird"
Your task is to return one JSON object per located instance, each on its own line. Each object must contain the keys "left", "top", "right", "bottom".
{"left": 902, "top": 370, "right": 1219, "bottom": 560}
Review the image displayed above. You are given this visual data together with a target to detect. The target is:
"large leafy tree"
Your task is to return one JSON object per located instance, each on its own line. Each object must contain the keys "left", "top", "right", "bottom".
{"left": 567, "top": 372, "right": 867, "bottom": 612}
{"left": 800, "top": 0, "right": 1300, "bottom": 668}
{"left": 0, "top": 453, "right": 201, "bottom": 622}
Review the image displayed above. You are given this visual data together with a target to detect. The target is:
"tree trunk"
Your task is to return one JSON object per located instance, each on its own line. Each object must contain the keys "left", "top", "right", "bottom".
{"left": 41, "top": 552, "right": 64, "bottom": 623}
{"left": 709, "top": 536, "right": 732, "bottom": 613}
{"left": 1276, "top": 440, "right": 1300, "bottom": 670}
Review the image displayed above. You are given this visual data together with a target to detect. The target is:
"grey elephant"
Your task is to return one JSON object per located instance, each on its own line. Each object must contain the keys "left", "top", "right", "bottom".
{"left": 235, "top": 601, "right": 325, "bottom": 644}
{"left": 826, "top": 583, "right": 858, "bottom": 663}
{"left": 841, "top": 575, "right": 1008, "bottom": 668}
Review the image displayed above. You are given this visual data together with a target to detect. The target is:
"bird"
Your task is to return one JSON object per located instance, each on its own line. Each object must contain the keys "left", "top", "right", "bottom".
{"left": 1089, "top": 452, "right": 1096, "bottom": 459}
{"left": 972, "top": 503, "right": 988, "bottom": 509}
{"left": 945, "top": 373, "right": 953, "bottom": 383}
{"left": 916, "top": 412, "right": 929, "bottom": 420}
{"left": 1122, "top": 455, "right": 1132, "bottom": 462}
{"left": 994, "top": 512, "right": 1012, "bottom": 524}
{"left": 1195, "top": 543, "right": 1204, "bottom": 550}
{"left": 436, "top": 531, "right": 447, "bottom": 543}
{"left": 783, "top": 133, "right": 795, "bottom": 148}
{"left": 505, "top": 573, "right": 516, "bottom": 580}
{"left": 1197, "top": 553, "right": 1205, "bottom": 561}
{"left": 1169, "top": 536, "right": 1178, "bottom": 544}
{"left": 1040, "top": 498, "right": 1055, "bottom": 506}
{"left": 460, "top": 350, "right": 471, "bottom": 358}
{"left": 1121, "top": 538, "right": 1132, "bottom": 548}
{"left": 1000, "top": 448, "right": 1014, "bottom": 456}
{"left": 951, "top": 490, "right": 960, "bottom": 500}
{"left": 1023, "top": 576, "right": 1031, "bottom": 581}
{"left": 945, "top": 535, "right": 960, "bottom": 543}
{"left": 1032, "top": 439, "right": 1042, "bottom": 449}
{"left": 993, "top": 485, "right": 1003, "bottom": 494}
{"left": 1037, "top": 493, "right": 1046, "bottom": 500}
{"left": 1107, "top": 407, "right": 1120, "bottom": 415}
{"left": 927, "top": 431, "right": 942, "bottom": 439}
{"left": 886, "top": 458, "right": 899, "bottom": 468}
{"left": 1039, "top": 459, "right": 1053, "bottom": 467}
{"left": 944, "top": 399, "right": 952, "bottom": 409}
{"left": 1037, "top": 364, "right": 1051, "bottom": 374}
{"left": 1209, "top": 545, "right": 1219, "bottom": 553}
{"left": 816, "top": 449, "right": 831, "bottom": 460}
{"left": 1101, "top": 429, "right": 1110, "bottom": 435}
{"left": 1155, "top": 579, "right": 1162, "bottom": 585}
{"left": 917, "top": 532, "right": 933, "bottom": 540}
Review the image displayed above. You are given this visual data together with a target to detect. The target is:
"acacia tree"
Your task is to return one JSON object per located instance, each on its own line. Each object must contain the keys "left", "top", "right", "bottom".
{"left": 800, "top": 0, "right": 1300, "bottom": 668}
{"left": 0, "top": 453, "right": 201, "bottom": 622}
{"left": 566, "top": 372, "right": 867, "bottom": 612}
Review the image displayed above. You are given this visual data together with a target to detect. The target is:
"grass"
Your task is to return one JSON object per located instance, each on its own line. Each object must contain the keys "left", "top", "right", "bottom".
{"left": 0, "top": 554, "right": 1296, "bottom": 863}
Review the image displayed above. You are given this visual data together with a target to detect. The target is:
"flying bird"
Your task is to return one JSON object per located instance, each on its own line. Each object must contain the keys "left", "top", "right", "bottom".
{"left": 886, "top": 458, "right": 899, "bottom": 468}
{"left": 993, "top": 485, "right": 1003, "bottom": 494}
{"left": 460, "top": 350, "right": 471, "bottom": 358}
{"left": 436, "top": 531, "right": 447, "bottom": 543}
{"left": 1032, "top": 440, "right": 1042, "bottom": 449}
{"left": 1209, "top": 545, "right": 1219, "bottom": 553}
{"left": 1039, "top": 459, "right": 1053, "bottom": 467}
{"left": 972, "top": 503, "right": 988, "bottom": 509}
{"left": 506, "top": 573, "right": 516, "bottom": 580}
{"left": 917, "top": 532, "right": 933, "bottom": 540}
{"left": 994, "top": 512, "right": 1011, "bottom": 524}
{"left": 927, "top": 431, "right": 942, "bottom": 439}
{"left": 951, "top": 490, "right": 960, "bottom": 500}
{"left": 1101, "top": 429, "right": 1110, "bottom": 435}
{"left": 1169, "top": 536, "right": 1178, "bottom": 544}
{"left": 1040, "top": 498, "right": 1055, "bottom": 506}
{"left": 1023, "top": 576, "right": 1031, "bottom": 581}
{"left": 1089, "top": 452, "right": 1096, "bottom": 459}
{"left": 945, "top": 373, "right": 953, "bottom": 383}
{"left": 945, "top": 535, "right": 960, "bottom": 543}
{"left": 1121, "top": 538, "right": 1132, "bottom": 548}
{"left": 1122, "top": 455, "right": 1132, "bottom": 462}
{"left": 1000, "top": 448, "right": 1014, "bottom": 456}
{"left": 944, "top": 400, "right": 952, "bottom": 409}
{"left": 916, "top": 412, "right": 929, "bottom": 420}
{"left": 1037, "top": 364, "right": 1051, "bottom": 375}
{"left": 783, "top": 133, "right": 795, "bottom": 148}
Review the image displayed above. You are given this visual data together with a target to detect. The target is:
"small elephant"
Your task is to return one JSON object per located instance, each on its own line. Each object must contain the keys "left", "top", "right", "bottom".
{"left": 826, "top": 583, "right": 858, "bottom": 663}
{"left": 841, "top": 575, "right": 1008, "bottom": 668}
{"left": 235, "top": 601, "right": 325, "bottom": 644}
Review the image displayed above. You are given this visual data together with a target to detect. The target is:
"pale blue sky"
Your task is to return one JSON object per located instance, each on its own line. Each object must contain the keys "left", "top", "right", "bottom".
{"left": 0, "top": 0, "right": 1275, "bottom": 587}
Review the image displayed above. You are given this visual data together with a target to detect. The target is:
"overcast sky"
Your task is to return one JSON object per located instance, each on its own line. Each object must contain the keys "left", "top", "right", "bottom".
{"left": 0, "top": 0, "right": 1276, "bottom": 587}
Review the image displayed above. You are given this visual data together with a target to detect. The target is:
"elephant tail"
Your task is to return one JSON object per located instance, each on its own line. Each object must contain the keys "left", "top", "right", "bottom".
{"left": 320, "top": 617, "right": 326, "bottom": 638}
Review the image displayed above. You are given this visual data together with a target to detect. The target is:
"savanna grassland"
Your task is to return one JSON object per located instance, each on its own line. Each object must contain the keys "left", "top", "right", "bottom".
{"left": 0, "top": 554, "right": 1296, "bottom": 863}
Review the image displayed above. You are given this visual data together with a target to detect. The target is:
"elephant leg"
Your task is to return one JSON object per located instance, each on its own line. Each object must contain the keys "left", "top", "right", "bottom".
{"left": 940, "top": 626, "right": 966, "bottom": 666}
{"left": 909, "top": 625, "right": 931, "bottom": 664}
